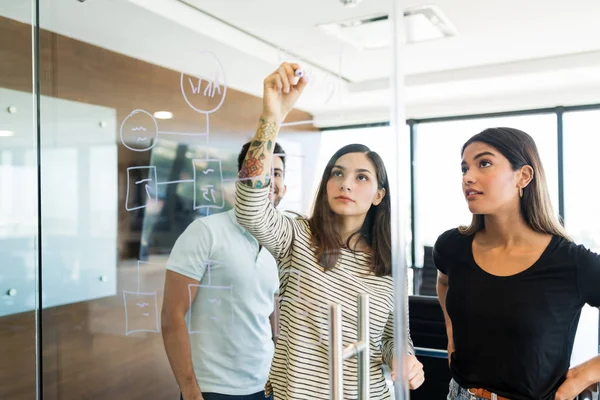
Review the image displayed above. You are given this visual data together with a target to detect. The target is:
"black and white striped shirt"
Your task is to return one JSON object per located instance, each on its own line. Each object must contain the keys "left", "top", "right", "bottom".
{"left": 235, "top": 182, "right": 413, "bottom": 400}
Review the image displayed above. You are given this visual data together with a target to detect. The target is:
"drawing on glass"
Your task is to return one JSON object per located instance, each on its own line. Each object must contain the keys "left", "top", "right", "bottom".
{"left": 187, "top": 260, "right": 233, "bottom": 335}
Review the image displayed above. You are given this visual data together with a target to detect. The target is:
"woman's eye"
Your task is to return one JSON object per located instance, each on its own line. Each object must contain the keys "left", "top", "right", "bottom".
{"left": 332, "top": 170, "right": 343, "bottom": 177}
{"left": 461, "top": 166, "right": 468, "bottom": 175}
{"left": 357, "top": 174, "right": 368, "bottom": 181}
{"left": 480, "top": 160, "right": 491, "bottom": 168}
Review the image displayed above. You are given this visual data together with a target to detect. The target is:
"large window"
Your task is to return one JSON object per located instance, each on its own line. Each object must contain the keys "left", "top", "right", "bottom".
{"left": 414, "top": 114, "right": 559, "bottom": 266}
{"left": 564, "top": 109, "right": 600, "bottom": 252}
{"left": 563, "top": 109, "right": 600, "bottom": 368}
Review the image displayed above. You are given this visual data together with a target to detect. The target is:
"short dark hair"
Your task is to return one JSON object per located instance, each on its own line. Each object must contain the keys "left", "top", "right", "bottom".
{"left": 237, "top": 141, "right": 286, "bottom": 173}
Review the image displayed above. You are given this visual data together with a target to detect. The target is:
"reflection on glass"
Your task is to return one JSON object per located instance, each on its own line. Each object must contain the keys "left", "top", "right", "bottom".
{"left": 39, "top": 98, "right": 118, "bottom": 311}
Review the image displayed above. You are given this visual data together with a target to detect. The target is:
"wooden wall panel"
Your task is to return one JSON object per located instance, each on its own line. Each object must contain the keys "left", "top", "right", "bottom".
{"left": 0, "top": 15, "right": 37, "bottom": 400}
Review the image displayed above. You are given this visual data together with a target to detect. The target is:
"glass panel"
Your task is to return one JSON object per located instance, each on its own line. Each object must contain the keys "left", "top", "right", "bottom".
{"left": 0, "top": 3, "right": 39, "bottom": 400}
{"left": 35, "top": 0, "right": 410, "bottom": 399}
{"left": 414, "top": 114, "right": 559, "bottom": 266}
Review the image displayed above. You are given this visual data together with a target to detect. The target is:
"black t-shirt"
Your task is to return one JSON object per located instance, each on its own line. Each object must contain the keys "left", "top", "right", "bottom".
{"left": 433, "top": 228, "right": 600, "bottom": 400}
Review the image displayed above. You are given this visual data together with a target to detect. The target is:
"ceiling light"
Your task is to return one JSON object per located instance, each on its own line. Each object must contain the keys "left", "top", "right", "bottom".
{"left": 340, "top": 0, "right": 362, "bottom": 7}
{"left": 153, "top": 111, "right": 173, "bottom": 119}
{"left": 0, "top": 130, "right": 15, "bottom": 137}
{"left": 317, "top": 5, "right": 457, "bottom": 50}
{"left": 404, "top": 5, "right": 457, "bottom": 44}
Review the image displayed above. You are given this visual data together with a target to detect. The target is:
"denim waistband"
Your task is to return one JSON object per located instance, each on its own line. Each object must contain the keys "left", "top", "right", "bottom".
{"left": 447, "top": 379, "right": 499, "bottom": 400}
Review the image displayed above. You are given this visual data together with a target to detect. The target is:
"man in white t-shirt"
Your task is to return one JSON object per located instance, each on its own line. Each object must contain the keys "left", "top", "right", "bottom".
{"left": 161, "top": 142, "right": 287, "bottom": 400}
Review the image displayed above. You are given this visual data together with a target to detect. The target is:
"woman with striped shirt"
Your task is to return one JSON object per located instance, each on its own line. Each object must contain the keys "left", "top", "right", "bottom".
{"left": 235, "top": 62, "right": 424, "bottom": 399}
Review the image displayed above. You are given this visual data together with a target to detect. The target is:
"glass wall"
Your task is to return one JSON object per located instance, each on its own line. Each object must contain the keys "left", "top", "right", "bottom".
{"left": 2, "top": 0, "right": 411, "bottom": 398}
{"left": 0, "top": 2, "right": 39, "bottom": 400}
{"left": 1, "top": 0, "right": 598, "bottom": 397}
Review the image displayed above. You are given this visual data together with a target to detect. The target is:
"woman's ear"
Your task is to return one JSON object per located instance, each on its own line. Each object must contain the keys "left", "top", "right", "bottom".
{"left": 518, "top": 165, "right": 534, "bottom": 189}
{"left": 373, "top": 188, "right": 386, "bottom": 206}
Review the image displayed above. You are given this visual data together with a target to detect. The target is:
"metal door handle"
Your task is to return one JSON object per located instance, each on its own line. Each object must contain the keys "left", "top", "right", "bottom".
{"left": 329, "top": 293, "right": 370, "bottom": 400}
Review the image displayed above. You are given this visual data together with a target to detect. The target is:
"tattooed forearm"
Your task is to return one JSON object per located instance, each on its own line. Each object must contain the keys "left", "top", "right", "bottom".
{"left": 256, "top": 117, "right": 278, "bottom": 142}
{"left": 239, "top": 117, "right": 279, "bottom": 188}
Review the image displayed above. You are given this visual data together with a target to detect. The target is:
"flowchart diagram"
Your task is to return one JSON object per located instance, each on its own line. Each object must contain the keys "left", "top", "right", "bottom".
{"left": 186, "top": 260, "right": 233, "bottom": 335}
{"left": 121, "top": 50, "right": 337, "bottom": 337}
{"left": 123, "top": 260, "right": 162, "bottom": 336}
{"left": 122, "top": 51, "right": 231, "bottom": 336}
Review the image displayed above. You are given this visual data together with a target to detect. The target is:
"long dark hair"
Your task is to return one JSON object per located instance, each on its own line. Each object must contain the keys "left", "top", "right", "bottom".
{"left": 460, "top": 127, "right": 570, "bottom": 240}
{"left": 308, "top": 144, "right": 392, "bottom": 277}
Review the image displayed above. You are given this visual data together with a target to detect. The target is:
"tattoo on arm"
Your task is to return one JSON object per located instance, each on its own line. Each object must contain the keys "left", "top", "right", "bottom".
{"left": 239, "top": 117, "right": 279, "bottom": 188}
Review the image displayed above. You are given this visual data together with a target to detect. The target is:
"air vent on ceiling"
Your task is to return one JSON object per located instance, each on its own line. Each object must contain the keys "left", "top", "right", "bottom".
{"left": 317, "top": 5, "right": 457, "bottom": 50}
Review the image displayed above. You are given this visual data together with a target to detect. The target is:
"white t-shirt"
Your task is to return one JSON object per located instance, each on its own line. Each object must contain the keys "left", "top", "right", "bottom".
{"left": 166, "top": 209, "right": 279, "bottom": 395}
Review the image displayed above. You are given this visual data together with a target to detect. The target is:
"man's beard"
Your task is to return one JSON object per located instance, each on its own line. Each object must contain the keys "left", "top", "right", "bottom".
{"left": 270, "top": 190, "right": 282, "bottom": 207}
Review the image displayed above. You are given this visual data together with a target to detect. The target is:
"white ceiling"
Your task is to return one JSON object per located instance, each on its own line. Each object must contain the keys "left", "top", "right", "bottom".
{"left": 184, "top": 0, "right": 600, "bottom": 78}
{"left": 2, "top": 0, "right": 600, "bottom": 125}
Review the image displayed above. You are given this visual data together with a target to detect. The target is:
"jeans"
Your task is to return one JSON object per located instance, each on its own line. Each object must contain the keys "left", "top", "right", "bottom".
{"left": 180, "top": 391, "right": 272, "bottom": 400}
{"left": 447, "top": 379, "right": 490, "bottom": 400}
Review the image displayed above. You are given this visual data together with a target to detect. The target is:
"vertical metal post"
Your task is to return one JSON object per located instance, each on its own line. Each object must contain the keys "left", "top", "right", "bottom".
{"left": 556, "top": 106, "right": 565, "bottom": 224}
{"left": 357, "top": 293, "right": 370, "bottom": 400}
{"left": 391, "top": 0, "right": 409, "bottom": 398}
{"left": 329, "top": 303, "right": 343, "bottom": 400}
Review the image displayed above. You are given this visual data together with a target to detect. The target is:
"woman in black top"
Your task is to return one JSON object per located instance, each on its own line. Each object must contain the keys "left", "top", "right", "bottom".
{"left": 434, "top": 127, "right": 600, "bottom": 400}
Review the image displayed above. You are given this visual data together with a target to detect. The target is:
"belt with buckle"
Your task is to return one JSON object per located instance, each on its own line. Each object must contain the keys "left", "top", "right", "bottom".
{"left": 467, "top": 388, "right": 510, "bottom": 400}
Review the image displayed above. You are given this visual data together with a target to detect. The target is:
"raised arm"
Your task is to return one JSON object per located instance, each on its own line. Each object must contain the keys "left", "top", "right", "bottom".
{"left": 235, "top": 63, "right": 308, "bottom": 260}
{"left": 238, "top": 62, "right": 308, "bottom": 189}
